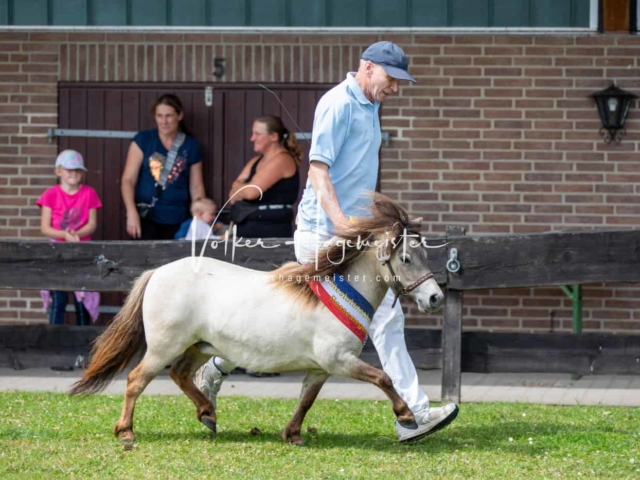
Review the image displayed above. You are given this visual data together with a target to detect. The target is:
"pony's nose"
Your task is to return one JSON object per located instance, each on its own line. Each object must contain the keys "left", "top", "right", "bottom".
{"left": 429, "top": 292, "right": 443, "bottom": 309}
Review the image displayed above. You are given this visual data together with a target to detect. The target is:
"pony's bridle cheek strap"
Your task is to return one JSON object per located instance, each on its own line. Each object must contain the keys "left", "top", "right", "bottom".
{"left": 383, "top": 260, "right": 435, "bottom": 308}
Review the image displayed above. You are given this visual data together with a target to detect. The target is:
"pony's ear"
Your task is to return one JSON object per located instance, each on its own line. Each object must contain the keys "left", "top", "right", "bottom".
{"left": 375, "top": 232, "right": 392, "bottom": 262}
{"left": 409, "top": 216, "right": 423, "bottom": 227}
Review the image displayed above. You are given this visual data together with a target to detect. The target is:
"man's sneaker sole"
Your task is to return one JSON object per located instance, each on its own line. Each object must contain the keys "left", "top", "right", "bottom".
{"left": 399, "top": 405, "right": 459, "bottom": 444}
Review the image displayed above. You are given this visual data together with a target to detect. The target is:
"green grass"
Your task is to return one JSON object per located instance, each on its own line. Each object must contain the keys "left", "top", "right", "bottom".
{"left": 0, "top": 392, "right": 638, "bottom": 479}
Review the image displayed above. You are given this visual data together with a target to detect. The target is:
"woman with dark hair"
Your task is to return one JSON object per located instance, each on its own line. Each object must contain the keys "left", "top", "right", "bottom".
{"left": 228, "top": 115, "right": 301, "bottom": 238}
{"left": 121, "top": 93, "right": 206, "bottom": 240}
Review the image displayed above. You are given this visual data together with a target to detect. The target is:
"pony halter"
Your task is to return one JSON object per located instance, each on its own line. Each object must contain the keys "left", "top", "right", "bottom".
{"left": 375, "top": 229, "right": 435, "bottom": 308}
{"left": 382, "top": 259, "right": 435, "bottom": 308}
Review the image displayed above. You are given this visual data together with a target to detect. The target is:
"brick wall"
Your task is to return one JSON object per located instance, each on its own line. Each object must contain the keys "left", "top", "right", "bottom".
{"left": 1, "top": 30, "right": 640, "bottom": 333}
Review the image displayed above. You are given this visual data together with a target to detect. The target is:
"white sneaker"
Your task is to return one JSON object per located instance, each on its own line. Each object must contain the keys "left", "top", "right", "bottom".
{"left": 395, "top": 403, "right": 459, "bottom": 443}
{"left": 194, "top": 358, "right": 228, "bottom": 409}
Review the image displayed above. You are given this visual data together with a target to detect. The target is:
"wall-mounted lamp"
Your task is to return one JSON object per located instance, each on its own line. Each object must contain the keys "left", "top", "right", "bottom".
{"left": 590, "top": 83, "right": 637, "bottom": 144}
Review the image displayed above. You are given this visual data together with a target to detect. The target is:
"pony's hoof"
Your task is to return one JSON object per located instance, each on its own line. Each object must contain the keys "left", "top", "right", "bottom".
{"left": 290, "top": 436, "right": 305, "bottom": 446}
{"left": 283, "top": 431, "right": 305, "bottom": 446}
{"left": 118, "top": 431, "right": 135, "bottom": 444}
{"left": 200, "top": 415, "right": 217, "bottom": 434}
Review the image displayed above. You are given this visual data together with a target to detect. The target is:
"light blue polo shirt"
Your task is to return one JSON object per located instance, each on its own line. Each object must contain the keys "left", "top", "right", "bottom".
{"left": 297, "top": 73, "right": 382, "bottom": 235}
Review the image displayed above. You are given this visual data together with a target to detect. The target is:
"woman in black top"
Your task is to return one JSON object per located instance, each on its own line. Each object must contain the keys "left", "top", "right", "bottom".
{"left": 228, "top": 115, "right": 301, "bottom": 238}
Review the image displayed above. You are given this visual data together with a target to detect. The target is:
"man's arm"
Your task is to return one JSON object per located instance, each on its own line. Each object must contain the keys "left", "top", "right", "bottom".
{"left": 307, "top": 98, "right": 352, "bottom": 231}
{"left": 307, "top": 161, "right": 351, "bottom": 232}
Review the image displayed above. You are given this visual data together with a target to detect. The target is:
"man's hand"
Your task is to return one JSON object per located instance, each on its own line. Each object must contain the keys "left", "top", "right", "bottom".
{"left": 333, "top": 215, "right": 353, "bottom": 232}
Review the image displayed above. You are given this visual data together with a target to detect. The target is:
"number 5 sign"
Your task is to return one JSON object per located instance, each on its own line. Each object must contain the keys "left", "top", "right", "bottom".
{"left": 213, "top": 58, "right": 226, "bottom": 79}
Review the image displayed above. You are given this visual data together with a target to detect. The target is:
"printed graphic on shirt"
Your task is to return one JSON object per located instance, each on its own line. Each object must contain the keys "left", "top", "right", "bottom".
{"left": 148, "top": 152, "right": 187, "bottom": 186}
{"left": 149, "top": 154, "right": 163, "bottom": 181}
{"left": 59, "top": 207, "right": 83, "bottom": 231}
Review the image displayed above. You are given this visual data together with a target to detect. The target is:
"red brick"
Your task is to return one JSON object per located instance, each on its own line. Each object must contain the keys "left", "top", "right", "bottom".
{"left": 514, "top": 57, "right": 553, "bottom": 66}
{"left": 526, "top": 46, "right": 565, "bottom": 56}
{"left": 473, "top": 183, "right": 512, "bottom": 192}
{"left": 472, "top": 140, "right": 511, "bottom": 150}
{"left": 443, "top": 46, "right": 482, "bottom": 56}
{"left": 430, "top": 182, "right": 469, "bottom": 192}
{"left": 566, "top": 47, "right": 606, "bottom": 56}
{"left": 555, "top": 57, "right": 594, "bottom": 67}
{"left": 452, "top": 203, "right": 489, "bottom": 212}
{"left": 21, "top": 105, "right": 57, "bottom": 114}
{"left": 21, "top": 43, "right": 58, "bottom": 53}
{"left": 452, "top": 120, "right": 491, "bottom": 129}
{"left": 452, "top": 77, "right": 491, "bottom": 86}
{"left": 443, "top": 129, "right": 481, "bottom": 139}
{"left": 493, "top": 204, "right": 531, "bottom": 213}
{"left": 483, "top": 151, "right": 522, "bottom": 160}
{"left": 28, "top": 74, "right": 57, "bottom": 83}
{"left": 595, "top": 58, "right": 634, "bottom": 67}
{"left": 522, "top": 193, "right": 562, "bottom": 203}
{"left": 485, "top": 46, "right": 523, "bottom": 56}
{"left": 565, "top": 68, "right": 605, "bottom": 78}
{"left": 494, "top": 36, "right": 533, "bottom": 45}
{"left": 433, "top": 57, "right": 472, "bottom": 66}
{"left": 0, "top": 64, "right": 20, "bottom": 73}
{"left": 480, "top": 319, "right": 520, "bottom": 328}
{"left": 414, "top": 35, "right": 453, "bottom": 45}
{"left": 0, "top": 74, "right": 29, "bottom": 83}
{"left": 473, "top": 57, "right": 512, "bottom": 66}
{"left": 485, "top": 88, "right": 523, "bottom": 97}
{"left": 525, "top": 131, "right": 562, "bottom": 140}
{"left": 522, "top": 320, "right": 561, "bottom": 329}
{"left": 535, "top": 36, "right": 574, "bottom": 45}
{"left": 485, "top": 67, "right": 522, "bottom": 77}
{"left": 0, "top": 44, "right": 20, "bottom": 52}
{"left": 404, "top": 87, "right": 441, "bottom": 97}
{"left": 524, "top": 110, "right": 563, "bottom": 119}
{"left": 499, "top": 81, "right": 536, "bottom": 92}
{"left": 442, "top": 109, "right": 481, "bottom": 118}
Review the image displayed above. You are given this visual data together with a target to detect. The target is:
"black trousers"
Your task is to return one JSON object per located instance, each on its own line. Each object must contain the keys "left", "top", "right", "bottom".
{"left": 140, "top": 217, "right": 181, "bottom": 240}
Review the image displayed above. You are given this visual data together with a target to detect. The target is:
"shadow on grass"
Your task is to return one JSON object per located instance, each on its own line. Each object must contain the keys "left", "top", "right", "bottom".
{"left": 131, "top": 418, "right": 626, "bottom": 455}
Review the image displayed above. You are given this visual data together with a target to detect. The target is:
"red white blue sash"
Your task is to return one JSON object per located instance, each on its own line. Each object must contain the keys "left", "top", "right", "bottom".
{"left": 308, "top": 274, "right": 375, "bottom": 344}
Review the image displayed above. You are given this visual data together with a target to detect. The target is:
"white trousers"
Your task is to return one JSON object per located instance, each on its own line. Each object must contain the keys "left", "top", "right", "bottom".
{"left": 294, "top": 229, "right": 430, "bottom": 421}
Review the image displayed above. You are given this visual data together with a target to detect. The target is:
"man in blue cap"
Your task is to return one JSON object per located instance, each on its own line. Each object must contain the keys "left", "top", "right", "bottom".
{"left": 299, "top": 40, "right": 458, "bottom": 442}
{"left": 197, "top": 41, "right": 458, "bottom": 443}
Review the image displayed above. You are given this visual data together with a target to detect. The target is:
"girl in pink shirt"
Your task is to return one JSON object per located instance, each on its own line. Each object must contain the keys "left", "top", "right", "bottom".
{"left": 37, "top": 150, "right": 103, "bottom": 325}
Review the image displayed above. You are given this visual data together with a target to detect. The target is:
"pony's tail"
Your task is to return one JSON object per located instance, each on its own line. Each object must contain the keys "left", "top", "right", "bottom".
{"left": 69, "top": 269, "right": 156, "bottom": 396}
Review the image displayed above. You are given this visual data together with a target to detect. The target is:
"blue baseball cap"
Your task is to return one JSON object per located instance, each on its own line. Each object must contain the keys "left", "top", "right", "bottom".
{"left": 361, "top": 41, "right": 416, "bottom": 83}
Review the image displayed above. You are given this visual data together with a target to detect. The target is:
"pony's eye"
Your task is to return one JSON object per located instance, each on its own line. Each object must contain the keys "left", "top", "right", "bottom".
{"left": 400, "top": 253, "right": 411, "bottom": 264}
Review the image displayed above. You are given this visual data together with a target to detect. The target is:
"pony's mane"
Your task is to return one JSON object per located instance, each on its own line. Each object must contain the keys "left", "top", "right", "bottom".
{"left": 271, "top": 193, "right": 417, "bottom": 307}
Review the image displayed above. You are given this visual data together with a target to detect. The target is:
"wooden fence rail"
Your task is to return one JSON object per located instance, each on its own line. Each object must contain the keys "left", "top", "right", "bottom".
{"left": 2, "top": 227, "right": 640, "bottom": 402}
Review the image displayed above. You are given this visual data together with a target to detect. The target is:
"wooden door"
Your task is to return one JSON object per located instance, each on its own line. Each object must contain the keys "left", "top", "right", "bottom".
{"left": 58, "top": 82, "right": 332, "bottom": 240}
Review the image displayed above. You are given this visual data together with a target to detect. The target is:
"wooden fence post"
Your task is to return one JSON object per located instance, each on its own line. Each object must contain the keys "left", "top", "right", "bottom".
{"left": 441, "top": 226, "right": 465, "bottom": 404}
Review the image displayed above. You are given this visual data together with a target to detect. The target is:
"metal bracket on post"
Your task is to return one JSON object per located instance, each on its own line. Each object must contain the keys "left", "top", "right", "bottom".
{"left": 446, "top": 248, "right": 461, "bottom": 273}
